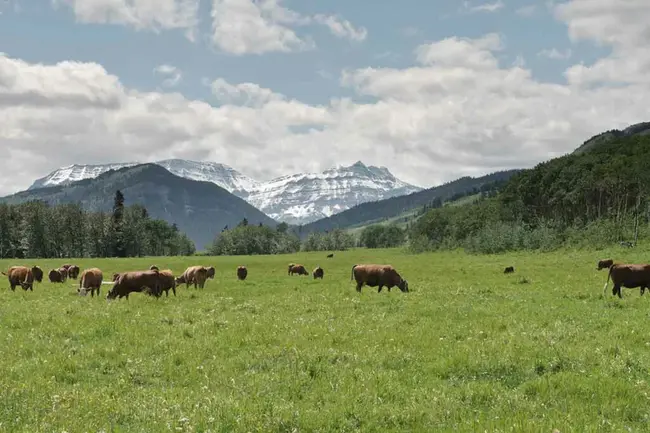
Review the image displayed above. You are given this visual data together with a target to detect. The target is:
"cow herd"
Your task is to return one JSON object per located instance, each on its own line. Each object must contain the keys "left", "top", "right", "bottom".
{"left": 2, "top": 259, "right": 410, "bottom": 299}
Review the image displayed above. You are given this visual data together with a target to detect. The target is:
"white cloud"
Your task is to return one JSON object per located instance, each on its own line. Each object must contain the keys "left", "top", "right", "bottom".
{"left": 52, "top": 0, "right": 199, "bottom": 41}
{"left": 210, "top": 0, "right": 366, "bottom": 54}
{"left": 153, "top": 64, "right": 182, "bottom": 87}
{"left": 462, "top": 0, "right": 505, "bottom": 13}
{"left": 554, "top": 0, "right": 650, "bottom": 85}
{"left": 3, "top": 18, "right": 650, "bottom": 196}
{"left": 313, "top": 14, "right": 367, "bottom": 42}
{"left": 538, "top": 48, "right": 572, "bottom": 59}
{"left": 210, "top": 0, "right": 313, "bottom": 55}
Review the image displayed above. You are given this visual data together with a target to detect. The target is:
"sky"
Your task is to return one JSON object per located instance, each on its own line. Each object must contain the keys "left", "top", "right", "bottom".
{"left": 0, "top": 0, "right": 649, "bottom": 195}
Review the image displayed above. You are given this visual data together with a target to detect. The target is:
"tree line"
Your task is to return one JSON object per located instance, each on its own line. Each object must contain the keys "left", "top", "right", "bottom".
{"left": 407, "top": 134, "right": 650, "bottom": 254}
{"left": 0, "top": 190, "right": 195, "bottom": 259}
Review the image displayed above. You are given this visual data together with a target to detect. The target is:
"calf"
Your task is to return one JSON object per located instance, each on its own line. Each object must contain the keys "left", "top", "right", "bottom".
{"left": 312, "top": 266, "right": 324, "bottom": 279}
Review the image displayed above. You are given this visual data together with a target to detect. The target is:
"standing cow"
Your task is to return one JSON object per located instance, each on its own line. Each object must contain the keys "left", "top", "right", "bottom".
{"left": 78, "top": 268, "right": 103, "bottom": 297}
{"left": 175, "top": 265, "right": 209, "bottom": 289}
{"left": 603, "top": 263, "right": 650, "bottom": 298}
{"left": 237, "top": 266, "right": 248, "bottom": 281}
{"left": 313, "top": 266, "right": 324, "bottom": 279}
{"left": 206, "top": 266, "right": 216, "bottom": 279}
{"left": 158, "top": 269, "right": 176, "bottom": 297}
{"left": 48, "top": 269, "right": 65, "bottom": 283}
{"left": 351, "top": 264, "right": 409, "bottom": 293}
{"left": 2, "top": 265, "right": 43, "bottom": 291}
{"left": 288, "top": 264, "right": 309, "bottom": 276}
{"left": 107, "top": 269, "right": 163, "bottom": 300}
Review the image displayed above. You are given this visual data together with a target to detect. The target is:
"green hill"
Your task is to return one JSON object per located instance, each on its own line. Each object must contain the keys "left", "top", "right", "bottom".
{"left": 295, "top": 169, "right": 518, "bottom": 236}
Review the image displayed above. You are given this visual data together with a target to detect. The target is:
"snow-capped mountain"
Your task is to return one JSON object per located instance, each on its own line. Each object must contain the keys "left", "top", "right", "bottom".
{"left": 243, "top": 161, "right": 422, "bottom": 224}
{"left": 28, "top": 159, "right": 260, "bottom": 195}
{"left": 27, "top": 160, "right": 422, "bottom": 224}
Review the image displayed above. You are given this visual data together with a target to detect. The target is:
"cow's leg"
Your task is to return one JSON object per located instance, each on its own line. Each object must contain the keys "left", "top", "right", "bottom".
{"left": 614, "top": 284, "right": 622, "bottom": 298}
{"left": 172, "top": 286, "right": 176, "bottom": 296}
{"left": 356, "top": 282, "right": 363, "bottom": 292}
{"left": 378, "top": 285, "right": 383, "bottom": 293}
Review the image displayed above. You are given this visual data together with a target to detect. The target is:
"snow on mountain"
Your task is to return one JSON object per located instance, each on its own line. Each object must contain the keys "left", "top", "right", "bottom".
{"left": 27, "top": 160, "right": 422, "bottom": 224}
{"left": 243, "top": 161, "right": 423, "bottom": 224}
{"left": 28, "top": 159, "right": 260, "bottom": 194}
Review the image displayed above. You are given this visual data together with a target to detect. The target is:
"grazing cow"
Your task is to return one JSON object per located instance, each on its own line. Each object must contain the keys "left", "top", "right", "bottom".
{"left": 289, "top": 264, "right": 309, "bottom": 276}
{"left": 603, "top": 263, "right": 650, "bottom": 298}
{"left": 597, "top": 259, "right": 614, "bottom": 271}
{"left": 351, "top": 264, "right": 409, "bottom": 293}
{"left": 327, "top": 253, "right": 334, "bottom": 258}
{"left": 78, "top": 268, "right": 103, "bottom": 297}
{"left": 206, "top": 266, "right": 215, "bottom": 279}
{"left": 503, "top": 266, "right": 515, "bottom": 274}
{"left": 313, "top": 266, "right": 324, "bottom": 279}
{"left": 158, "top": 269, "right": 176, "bottom": 297}
{"left": 2, "top": 265, "right": 43, "bottom": 291}
{"left": 149, "top": 265, "right": 159, "bottom": 271}
{"left": 58, "top": 266, "right": 69, "bottom": 281}
{"left": 237, "top": 265, "right": 248, "bottom": 281}
{"left": 175, "top": 265, "right": 209, "bottom": 289}
{"left": 67, "top": 265, "right": 80, "bottom": 280}
{"left": 107, "top": 269, "right": 163, "bottom": 300}
{"left": 48, "top": 269, "right": 65, "bottom": 283}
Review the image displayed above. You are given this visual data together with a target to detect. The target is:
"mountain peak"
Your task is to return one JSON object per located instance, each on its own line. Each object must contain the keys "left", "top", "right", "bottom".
{"left": 26, "top": 158, "right": 422, "bottom": 225}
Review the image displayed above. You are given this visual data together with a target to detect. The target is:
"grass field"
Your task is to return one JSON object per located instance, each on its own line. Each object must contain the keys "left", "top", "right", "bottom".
{"left": 1, "top": 246, "right": 650, "bottom": 432}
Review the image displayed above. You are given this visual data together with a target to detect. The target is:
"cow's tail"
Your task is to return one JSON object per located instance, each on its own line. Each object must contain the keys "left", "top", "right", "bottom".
{"left": 351, "top": 264, "right": 357, "bottom": 280}
{"left": 603, "top": 265, "right": 614, "bottom": 295}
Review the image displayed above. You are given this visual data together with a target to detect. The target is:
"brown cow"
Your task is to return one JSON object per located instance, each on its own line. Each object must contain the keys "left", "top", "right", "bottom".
{"left": 289, "top": 264, "right": 309, "bottom": 276}
{"left": 68, "top": 265, "right": 80, "bottom": 279}
{"left": 48, "top": 269, "right": 65, "bottom": 283}
{"left": 107, "top": 269, "right": 163, "bottom": 300}
{"left": 237, "top": 265, "right": 248, "bottom": 280}
{"left": 2, "top": 265, "right": 43, "bottom": 291}
{"left": 351, "top": 264, "right": 409, "bottom": 293}
{"left": 603, "top": 263, "right": 650, "bottom": 298}
{"left": 158, "top": 269, "right": 176, "bottom": 297}
{"left": 175, "top": 265, "right": 209, "bottom": 289}
{"left": 313, "top": 266, "right": 324, "bottom": 279}
{"left": 78, "top": 268, "right": 103, "bottom": 297}
{"left": 597, "top": 259, "right": 614, "bottom": 271}
{"left": 58, "top": 266, "right": 69, "bottom": 281}
{"left": 206, "top": 266, "right": 215, "bottom": 279}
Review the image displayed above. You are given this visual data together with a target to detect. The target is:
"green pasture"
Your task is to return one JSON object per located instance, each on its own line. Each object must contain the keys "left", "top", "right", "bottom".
{"left": 1, "top": 247, "right": 650, "bottom": 432}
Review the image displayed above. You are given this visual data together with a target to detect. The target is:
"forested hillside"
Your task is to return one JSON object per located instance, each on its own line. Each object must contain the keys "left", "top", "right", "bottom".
{"left": 0, "top": 192, "right": 195, "bottom": 259}
{"left": 409, "top": 133, "right": 650, "bottom": 253}
{"left": 296, "top": 169, "right": 519, "bottom": 236}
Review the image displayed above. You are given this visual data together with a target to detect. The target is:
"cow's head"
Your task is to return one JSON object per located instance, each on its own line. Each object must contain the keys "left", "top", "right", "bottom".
{"left": 398, "top": 278, "right": 409, "bottom": 293}
{"left": 597, "top": 259, "right": 614, "bottom": 271}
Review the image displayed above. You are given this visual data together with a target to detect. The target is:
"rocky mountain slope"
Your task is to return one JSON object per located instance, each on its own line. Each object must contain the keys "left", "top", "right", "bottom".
{"left": 28, "top": 159, "right": 422, "bottom": 224}
{"left": 9, "top": 164, "right": 276, "bottom": 250}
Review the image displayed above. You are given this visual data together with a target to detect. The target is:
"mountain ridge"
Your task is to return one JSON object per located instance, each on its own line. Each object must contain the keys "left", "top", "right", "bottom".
{"left": 27, "top": 159, "right": 423, "bottom": 224}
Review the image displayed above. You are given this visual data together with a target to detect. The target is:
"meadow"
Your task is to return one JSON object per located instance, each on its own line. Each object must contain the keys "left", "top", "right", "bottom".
{"left": 1, "top": 246, "right": 650, "bottom": 432}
